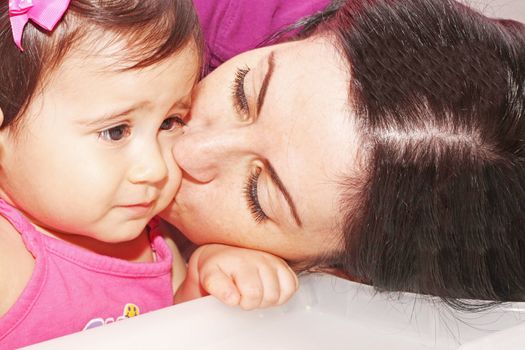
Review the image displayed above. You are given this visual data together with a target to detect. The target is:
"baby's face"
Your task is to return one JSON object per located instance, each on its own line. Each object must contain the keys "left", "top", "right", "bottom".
{"left": 0, "top": 39, "right": 199, "bottom": 243}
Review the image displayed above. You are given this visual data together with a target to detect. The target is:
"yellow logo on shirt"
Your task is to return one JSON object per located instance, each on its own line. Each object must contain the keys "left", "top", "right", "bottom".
{"left": 83, "top": 303, "right": 141, "bottom": 330}
{"left": 123, "top": 303, "right": 140, "bottom": 318}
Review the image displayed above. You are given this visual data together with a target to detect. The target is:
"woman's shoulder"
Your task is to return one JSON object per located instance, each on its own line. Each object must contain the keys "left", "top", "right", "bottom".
{"left": 0, "top": 215, "right": 35, "bottom": 316}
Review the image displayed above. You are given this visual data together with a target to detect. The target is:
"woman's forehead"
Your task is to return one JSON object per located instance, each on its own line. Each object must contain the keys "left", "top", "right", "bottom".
{"left": 258, "top": 37, "right": 359, "bottom": 230}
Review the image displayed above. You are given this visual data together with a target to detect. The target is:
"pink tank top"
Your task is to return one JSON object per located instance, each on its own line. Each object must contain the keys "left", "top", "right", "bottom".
{"left": 0, "top": 199, "right": 173, "bottom": 348}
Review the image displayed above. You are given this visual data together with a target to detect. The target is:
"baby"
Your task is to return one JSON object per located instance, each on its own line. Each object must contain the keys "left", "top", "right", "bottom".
{"left": 0, "top": 0, "right": 297, "bottom": 347}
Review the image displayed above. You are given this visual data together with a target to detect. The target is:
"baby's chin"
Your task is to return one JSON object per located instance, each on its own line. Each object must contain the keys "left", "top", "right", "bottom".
{"left": 157, "top": 198, "right": 180, "bottom": 223}
{"left": 103, "top": 219, "right": 152, "bottom": 242}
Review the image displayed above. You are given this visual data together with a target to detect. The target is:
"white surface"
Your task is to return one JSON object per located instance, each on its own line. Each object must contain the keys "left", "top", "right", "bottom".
{"left": 27, "top": 274, "right": 525, "bottom": 350}
{"left": 459, "top": 322, "right": 525, "bottom": 350}
{"left": 467, "top": 0, "right": 525, "bottom": 22}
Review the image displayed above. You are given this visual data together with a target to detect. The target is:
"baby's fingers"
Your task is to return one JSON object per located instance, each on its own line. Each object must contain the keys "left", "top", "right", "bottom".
{"left": 200, "top": 266, "right": 241, "bottom": 307}
{"left": 276, "top": 265, "right": 299, "bottom": 305}
{"left": 257, "top": 266, "right": 282, "bottom": 309}
{"left": 234, "top": 268, "right": 265, "bottom": 310}
{"left": 257, "top": 263, "right": 298, "bottom": 308}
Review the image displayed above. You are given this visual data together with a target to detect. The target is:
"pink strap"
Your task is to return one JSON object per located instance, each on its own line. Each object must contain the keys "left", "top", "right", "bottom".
{"left": 9, "top": 0, "right": 71, "bottom": 51}
{"left": 0, "top": 199, "right": 42, "bottom": 254}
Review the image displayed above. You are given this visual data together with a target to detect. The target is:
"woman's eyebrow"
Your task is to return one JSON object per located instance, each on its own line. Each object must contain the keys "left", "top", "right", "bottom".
{"left": 264, "top": 159, "right": 303, "bottom": 227}
{"left": 256, "top": 51, "right": 276, "bottom": 115}
{"left": 254, "top": 52, "right": 302, "bottom": 227}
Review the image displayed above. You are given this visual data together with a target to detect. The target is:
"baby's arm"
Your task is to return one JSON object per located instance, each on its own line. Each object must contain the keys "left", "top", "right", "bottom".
{"left": 174, "top": 244, "right": 298, "bottom": 310}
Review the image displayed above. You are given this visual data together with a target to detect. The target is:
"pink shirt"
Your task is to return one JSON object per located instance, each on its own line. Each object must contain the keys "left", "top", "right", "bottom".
{"left": 0, "top": 200, "right": 173, "bottom": 348}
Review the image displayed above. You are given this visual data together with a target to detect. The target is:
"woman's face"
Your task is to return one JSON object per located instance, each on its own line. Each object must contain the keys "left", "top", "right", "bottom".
{"left": 161, "top": 36, "right": 359, "bottom": 262}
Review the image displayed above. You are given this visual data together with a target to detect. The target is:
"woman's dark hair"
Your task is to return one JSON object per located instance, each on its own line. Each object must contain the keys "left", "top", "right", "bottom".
{"left": 307, "top": 0, "right": 525, "bottom": 308}
{"left": 0, "top": 0, "right": 201, "bottom": 132}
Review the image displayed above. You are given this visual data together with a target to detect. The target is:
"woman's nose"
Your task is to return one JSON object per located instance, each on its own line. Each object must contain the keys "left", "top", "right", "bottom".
{"left": 172, "top": 125, "right": 245, "bottom": 183}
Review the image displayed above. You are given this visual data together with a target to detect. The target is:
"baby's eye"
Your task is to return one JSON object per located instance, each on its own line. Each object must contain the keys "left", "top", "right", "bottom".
{"left": 99, "top": 124, "right": 131, "bottom": 142}
{"left": 160, "top": 115, "right": 186, "bottom": 131}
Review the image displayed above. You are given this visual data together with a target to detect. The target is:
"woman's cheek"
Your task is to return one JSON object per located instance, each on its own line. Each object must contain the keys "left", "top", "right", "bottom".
{"left": 167, "top": 164, "right": 183, "bottom": 204}
{"left": 159, "top": 146, "right": 183, "bottom": 209}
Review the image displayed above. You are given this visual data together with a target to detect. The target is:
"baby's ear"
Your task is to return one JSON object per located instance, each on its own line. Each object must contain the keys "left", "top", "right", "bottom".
{"left": 0, "top": 108, "right": 4, "bottom": 128}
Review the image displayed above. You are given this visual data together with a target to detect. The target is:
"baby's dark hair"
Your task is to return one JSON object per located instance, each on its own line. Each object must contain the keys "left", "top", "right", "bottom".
{"left": 310, "top": 0, "right": 525, "bottom": 308}
{"left": 0, "top": 0, "right": 201, "bottom": 132}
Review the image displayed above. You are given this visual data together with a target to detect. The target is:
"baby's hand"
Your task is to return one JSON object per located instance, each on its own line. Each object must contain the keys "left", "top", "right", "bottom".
{"left": 174, "top": 244, "right": 298, "bottom": 310}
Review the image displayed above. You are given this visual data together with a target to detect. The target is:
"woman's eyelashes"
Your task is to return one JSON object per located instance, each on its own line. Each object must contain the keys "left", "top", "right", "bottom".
{"left": 244, "top": 167, "right": 268, "bottom": 224}
{"left": 232, "top": 66, "right": 251, "bottom": 116}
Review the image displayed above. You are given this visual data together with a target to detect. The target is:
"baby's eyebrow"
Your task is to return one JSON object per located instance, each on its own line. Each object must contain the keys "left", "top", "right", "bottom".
{"left": 77, "top": 101, "right": 149, "bottom": 127}
{"left": 176, "top": 93, "right": 192, "bottom": 110}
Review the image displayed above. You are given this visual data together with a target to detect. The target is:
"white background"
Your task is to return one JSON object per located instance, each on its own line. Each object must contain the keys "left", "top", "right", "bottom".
{"left": 468, "top": 0, "right": 525, "bottom": 22}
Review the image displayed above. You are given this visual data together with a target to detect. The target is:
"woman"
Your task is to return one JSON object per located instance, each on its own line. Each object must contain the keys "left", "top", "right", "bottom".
{"left": 163, "top": 0, "right": 525, "bottom": 307}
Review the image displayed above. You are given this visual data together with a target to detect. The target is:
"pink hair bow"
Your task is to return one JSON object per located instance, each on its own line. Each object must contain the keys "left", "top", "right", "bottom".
{"left": 9, "top": 0, "right": 71, "bottom": 51}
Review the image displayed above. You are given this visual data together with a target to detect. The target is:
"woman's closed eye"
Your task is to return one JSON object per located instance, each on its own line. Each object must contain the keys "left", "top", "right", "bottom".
{"left": 232, "top": 66, "right": 251, "bottom": 116}
{"left": 244, "top": 167, "right": 268, "bottom": 224}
